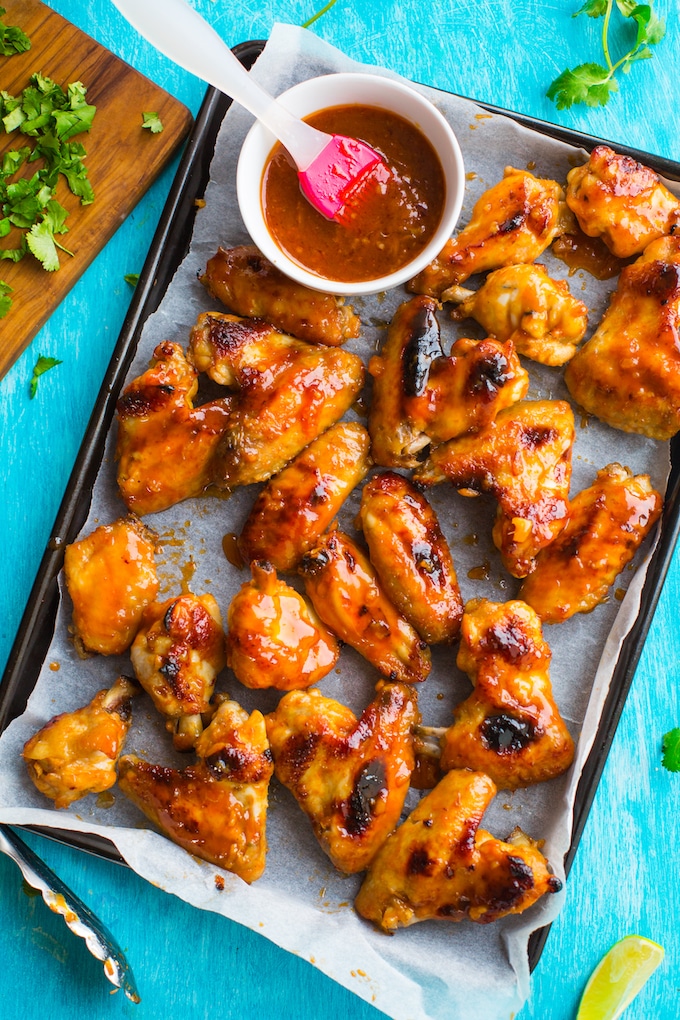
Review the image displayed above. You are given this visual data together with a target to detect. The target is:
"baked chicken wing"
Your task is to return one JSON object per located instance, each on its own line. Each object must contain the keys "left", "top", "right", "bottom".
{"left": 414, "top": 400, "right": 574, "bottom": 578}
{"left": 357, "top": 471, "right": 463, "bottom": 644}
{"left": 354, "top": 768, "right": 561, "bottom": 932}
{"left": 188, "top": 312, "right": 365, "bottom": 487}
{"left": 130, "top": 593, "right": 225, "bottom": 751}
{"left": 564, "top": 235, "right": 680, "bottom": 440}
{"left": 115, "top": 341, "right": 233, "bottom": 515}
{"left": 238, "top": 421, "right": 371, "bottom": 573}
{"left": 519, "top": 463, "right": 663, "bottom": 623}
{"left": 23, "top": 675, "right": 138, "bottom": 809}
{"left": 446, "top": 263, "right": 589, "bottom": 366}
{"left": 225, "top": 561, "right": 340, "bottom": 690}
{"left": 437, "top": 599, "right": 574, "bottom": 788}
{"left": 63, "top": 515, "right": 158, "bottom": 657}
{"left": 200, "top": 245, "right": 361, "bottom": 346}
{"left": 565, "top": 145, "right": 680, "bottom": 258}
{"left": 118, "top": 697, "right": 274, "bottom": 882}
{"left": 408, "top": 167, "right": 565, "bottom": 297}
{"left": 300, "top": 529, "right": 431, "bottom": 684}
{"left": 265, "top": 682, "right": 418, "bottom": 873}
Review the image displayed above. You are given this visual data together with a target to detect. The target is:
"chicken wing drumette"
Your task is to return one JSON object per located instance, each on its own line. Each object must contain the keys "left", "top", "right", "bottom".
{"left": 519, "top": 464, "right": 663, "bottom": 623}
{"left": 565, "top": 145, "right": 680, "bottom": 259}
{"left": 354, "top": 768, "right": 561, "bottom": 932}
{"left": 436, "top": 599, "right": 574, "bottom": 789}
{"left": 199, "top": 245, "right": 361, "bottom": 346}
{"left": 238, "top": 421, "right": 371, "bottom": 573}
{"left": 265, "top": 682, "right": 418, "bottom": 873}
{"left": 64, "top": 515, "right": 158, "bottom": 657}
{"left": 414, "top": 400, "right": 575, "bottom": 578}
{"left": 118, "top": 697, "right": 274, "bottom": 882}
{"left": 300, "top": 528, "right": 431, "bottom": 684}
{"left": 408, "top": 167, "right": 566, "bottom": 298}
{"left": 115, "top": 341, "right": 233, "bottom": 515}
{"left": 357, "top": 472, "right": 463, "bottom": 644}
{"left": 188, "top": 312, "right": 365, "bottom": 487}
{"left": 446, "top": 263, "right": 589, "bottom": 366}
{"left": 130, "top": 593, "right": 225, "bottom": 751}
{"left": 23, "top": 675, "right": 139, "bottom": 809}
{"left": 225, "top": 561, "right": 340, "bottom": 691}
{"left": 565, "top": 235, "right": 680, "bottom": 440}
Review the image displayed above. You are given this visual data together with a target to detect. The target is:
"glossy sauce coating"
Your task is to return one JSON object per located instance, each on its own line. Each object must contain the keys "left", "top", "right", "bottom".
{"left": 262, "top": 105, "right": 445, "bottom": 282}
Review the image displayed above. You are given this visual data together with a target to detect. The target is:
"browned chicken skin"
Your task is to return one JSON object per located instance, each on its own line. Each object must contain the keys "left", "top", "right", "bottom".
{"left": 565, "top": 235, "right": 680, "bottom": 440}
{"left": 188, "top": 312, "right": 365, "bottom": 488}
{"left": 265, "top": 682, "right": 418, "bottom": 874}
{"left": 565, "top": 145, "right": 680, "bottom": 259}
{"left": 64, "top": 515, "right": 159, "bottom": 657}
{"left": 130, "top": 593, "right": 225, "bottom": 752}
{"left": 438, "top": 599, "right": 574, "bottom": 789}
{"left": 519, "top": 464, "right": 663, "bottom": 623}
{"left": 238, "top": 421, "right": 372, "bottom": 573}
{"left": 23, "top": 676, "right": 138, "bottom": 809}
{"left": 357, "top": 472, "right": 463, "bottom": 644}
{"left": 354, "top": 768, "right": 561, "bottom": 932}
{"left": 408, "top": 167, "right": 566, "bottom": 297}
{"left": 200, "top": 245, "right": 361, "bottom": 346}
{"left": 446, "top": 263, "right": 589, "bottom": 366}
{"left": 118, "top": 697, "right": 274, "bottom": 882}
{"left": 225, "top": 561, "right": 340, "bottom": 691}
{"left": 300, "top": 528, "right": 431, "bottom": 684}
{"left": 115, "top": 341, "right": 233, "bottom": 515}
{"left": 414, "top": 400, "right": 574, "bottom": 578}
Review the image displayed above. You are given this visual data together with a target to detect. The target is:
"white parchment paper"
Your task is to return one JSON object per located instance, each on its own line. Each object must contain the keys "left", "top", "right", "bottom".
{"left": 0, "top": 24, "right": 675, "bottom": 1020}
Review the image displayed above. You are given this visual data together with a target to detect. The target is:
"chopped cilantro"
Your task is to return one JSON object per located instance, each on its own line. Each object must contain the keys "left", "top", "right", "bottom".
{"left": 661, "top": 728, "right": 680, "bottom": 772}
{"left": 29, "top": 354, "right": 62, "bottom": 399}
{"left": 124, "top": 272, "right": 140, "bottom": 286}
{"left": 0, "top": 6, "right": 30, "bottom": 56}
{"left": 142, "top": 111, "right": 163, "bottom": 134}
{"left": 0, "top": 278, "right": 11, "bottom": 317}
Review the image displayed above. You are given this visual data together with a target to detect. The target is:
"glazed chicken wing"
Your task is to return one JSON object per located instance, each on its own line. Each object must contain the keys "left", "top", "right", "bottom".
{"left": 300, "top": 529, "right": 431, "bottom": 684}
{"left": 225, "top": 561, "right": 340, "bottom": 691}
{"left": 354, "top": 768, "right": 561, "bottom": 932}
{"left": 115, "top": 341, "right": 233, "bottom": 515}
{"left": 414, "top": 400, "right": 574, "bottom": 577}
{"left": 437, "top": 599, "right": 574, "bottom": 788}
{"left": 188, "top": 312, "right": 365, "bottom": 487}
{"left": 408, "top": 167, "right": 566, "bottom": 297}
{"left": 357, "top": 472, "right": 463, "bottom": 644}
{"left": 265, "top": 682, "right": 418, "bottom": 873}
{"left": 200, "top": 245, "right": 361, "bottom": 346}
{"left": 519, "top": 464, "right": 662, "bottom": 623}
{"left": 565, "top": 235, "right": 680, "bottom": 440}
{"left": 565, "top": 145, "right": 680, "bottom": 259}
{"left": 446, "top": 263, "right": 589, "bottom": 366}
{"left": 23, "top": 675, "right": 138, "bottom": 809}
{"left": 130, "top": 593, "right": 225, "bottom": 751}
{"left": 238, "top": 421, "right": 371, "bottom": 573}
{"left": 118, "top": 697, "right": 274, "bottom": 882}
{"left": 64, "top": 515, "right": 158, "bottom": 657}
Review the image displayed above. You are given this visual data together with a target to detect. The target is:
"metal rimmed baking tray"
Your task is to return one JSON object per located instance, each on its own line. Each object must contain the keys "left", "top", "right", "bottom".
{"left": 2, "top": 37, "right": 680, "bottom": 988}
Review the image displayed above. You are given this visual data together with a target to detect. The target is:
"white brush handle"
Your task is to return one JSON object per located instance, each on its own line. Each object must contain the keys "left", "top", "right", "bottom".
{"left": 111, "top": 0, "right": 327, "bottom": 168}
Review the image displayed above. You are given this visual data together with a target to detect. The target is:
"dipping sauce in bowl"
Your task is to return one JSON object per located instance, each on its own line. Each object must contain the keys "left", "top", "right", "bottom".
{"left": 261, "top": 105, "right": 446, "bottom": 283}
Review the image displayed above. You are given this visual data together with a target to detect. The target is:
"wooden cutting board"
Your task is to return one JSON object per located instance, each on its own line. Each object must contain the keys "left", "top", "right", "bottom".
{"left": 0, "top": 0, "right": 194, "bottom": 378}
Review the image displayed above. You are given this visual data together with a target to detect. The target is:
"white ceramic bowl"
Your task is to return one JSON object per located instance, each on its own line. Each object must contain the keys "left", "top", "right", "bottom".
{"left": 236, "top": 72, "right": 465, "bottom": 296}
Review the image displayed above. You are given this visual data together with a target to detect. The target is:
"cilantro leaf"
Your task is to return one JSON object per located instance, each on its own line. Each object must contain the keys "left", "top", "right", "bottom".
{"left": 29, "top": 355, "right": 62, "bottom": 398}
{"left": 546, "top": 63, "right": 618, "bottom": 109}
{"left": 0, "top": 278, "right": 11, "bottom": 318}
{"left": 662, "top": 729, "right": 680, "bottom": 772}
{"left": 0, "top": 6, "right": 31, "bottom": 56}
{"left": 142, "top": 111, "right": 163, "bottom": 134}
{"left": 124, "top": 272, "right": 140, "bottom": 286}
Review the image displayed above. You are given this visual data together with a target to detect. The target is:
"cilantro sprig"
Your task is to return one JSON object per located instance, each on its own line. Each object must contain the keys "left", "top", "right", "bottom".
{"left": 0, "top": 5, "right": 30, "bottom": 56}
{"left": 547, "top": 0, "right": 666, "bottom": 110}
{"left": 29, "top": 354, "right": 62, "bottom": 399}
{"left": 662, "top": 728, "right": 680, "bottom": 772}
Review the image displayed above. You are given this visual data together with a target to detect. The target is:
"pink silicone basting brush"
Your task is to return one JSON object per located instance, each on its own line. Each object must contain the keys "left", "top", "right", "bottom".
{"left": 111, "top": 0, "right": 385, "bottom": 221}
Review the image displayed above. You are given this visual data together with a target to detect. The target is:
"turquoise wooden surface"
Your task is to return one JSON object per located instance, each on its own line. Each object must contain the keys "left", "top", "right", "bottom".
{"left": 1, "top": 2, "right": 678, "bottom": 1017}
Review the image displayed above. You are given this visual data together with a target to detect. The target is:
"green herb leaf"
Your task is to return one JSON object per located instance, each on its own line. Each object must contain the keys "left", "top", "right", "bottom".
{"left": 546, "top": 63, "right": 618, "bottom": 109}
{"left": 0, "top": 6, "right": 31, "bottom": 56}
{"left": 662, "top": 728, "right": 680, "bottom": 772}
{"left": 0, "top": 278, "right": 12, "bottom": 318}
{"left": 141, "top": 111, "right": 163, "bottom": 134}
{"left": 124, "top": 272, "right": 140, "bottom": 286}
{"left": 29, "top": 354, "right": 62, "bottom": 398}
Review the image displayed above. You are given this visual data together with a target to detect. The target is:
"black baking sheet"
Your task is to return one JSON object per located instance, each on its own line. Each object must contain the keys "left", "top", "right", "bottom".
{"left": 2, "top": 38, "right": 680, "bottom": 967}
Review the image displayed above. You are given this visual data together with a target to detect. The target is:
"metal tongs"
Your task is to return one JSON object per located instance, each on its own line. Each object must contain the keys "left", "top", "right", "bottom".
{"left": 0, "top": 824, "right": 139, "bottom": 1002}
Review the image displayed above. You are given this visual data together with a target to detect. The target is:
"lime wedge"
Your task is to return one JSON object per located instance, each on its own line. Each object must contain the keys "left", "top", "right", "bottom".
{"left": 576, "top": 935, "right": 664, "bottom": 1020}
